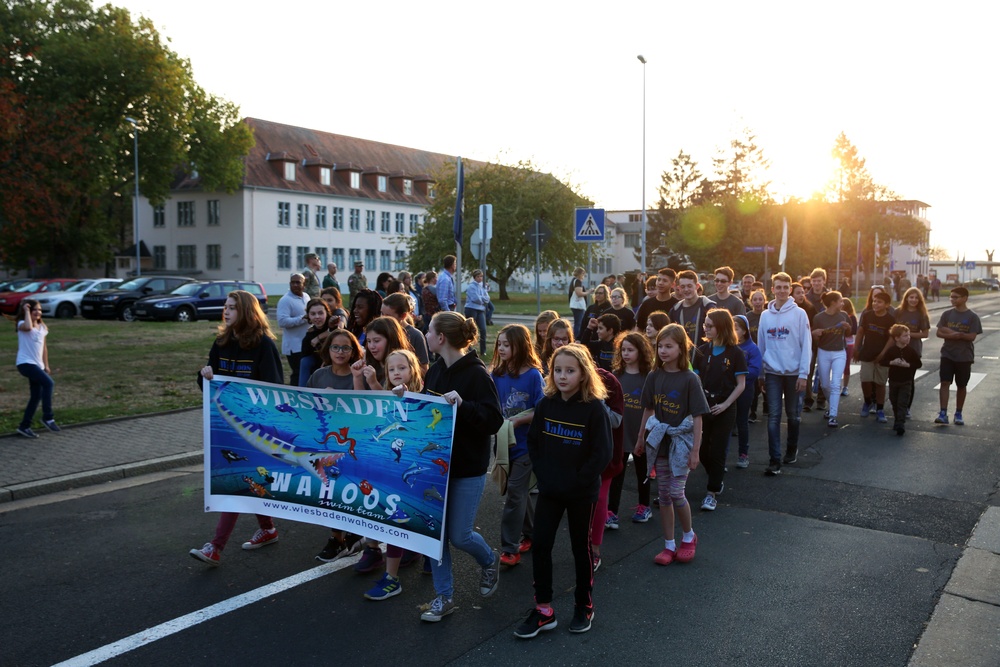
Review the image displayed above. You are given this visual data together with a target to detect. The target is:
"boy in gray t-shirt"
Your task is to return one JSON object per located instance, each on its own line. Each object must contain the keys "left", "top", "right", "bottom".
{"left": 934, "top": 287, "right": 982, "bottom": 425}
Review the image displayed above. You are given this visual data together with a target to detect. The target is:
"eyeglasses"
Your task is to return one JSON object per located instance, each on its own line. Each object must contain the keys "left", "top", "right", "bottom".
{"left": 329, "top": 345, "right": 353, "bottom": 353}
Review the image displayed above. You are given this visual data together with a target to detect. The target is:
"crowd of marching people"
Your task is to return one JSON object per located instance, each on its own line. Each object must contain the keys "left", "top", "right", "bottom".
{"left": 179, "top": 256, "right": 983, "bottom": 638}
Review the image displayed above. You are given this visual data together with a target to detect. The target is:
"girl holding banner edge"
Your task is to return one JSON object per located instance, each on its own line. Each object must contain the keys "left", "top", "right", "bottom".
{"left": 419, "top": 311, "right": 504, "bottom": 622}
{"left": 190, "top": 290, "right": 283, "bottom": 567}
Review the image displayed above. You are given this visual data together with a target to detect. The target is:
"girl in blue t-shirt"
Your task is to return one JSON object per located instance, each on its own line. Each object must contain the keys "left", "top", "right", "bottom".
{"left": 490, "top": 324, "right": 545, "bottom": 567}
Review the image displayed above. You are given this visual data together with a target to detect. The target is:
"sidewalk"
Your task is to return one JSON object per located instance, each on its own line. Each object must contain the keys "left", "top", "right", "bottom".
{"left": 0, "top": 408, "right": 202, "bottom": 503}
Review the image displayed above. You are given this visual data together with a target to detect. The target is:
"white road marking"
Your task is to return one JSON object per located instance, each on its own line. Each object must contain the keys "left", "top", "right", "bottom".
{"left": 934, "top": 372, "right": 987, "bottom": 392}
{"left": 52, "top": 555, "right": 361, "bottom": 667}
{"left": 983, "top": 314, "right": 993, "bottom": 319}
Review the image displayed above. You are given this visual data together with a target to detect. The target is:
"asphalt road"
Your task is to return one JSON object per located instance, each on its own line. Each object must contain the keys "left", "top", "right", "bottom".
{"left": 3, "top": 294, "right": 999, "bottom": 667}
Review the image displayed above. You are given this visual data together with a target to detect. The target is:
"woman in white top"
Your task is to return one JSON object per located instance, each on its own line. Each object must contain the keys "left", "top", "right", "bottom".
{"left": 15, "top": 299, "right": 59, "bottom": 438}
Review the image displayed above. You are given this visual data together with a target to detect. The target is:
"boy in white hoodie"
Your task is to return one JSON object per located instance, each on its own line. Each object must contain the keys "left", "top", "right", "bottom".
{"left": 756, "top": 272, "right": 812, "bottom": 476}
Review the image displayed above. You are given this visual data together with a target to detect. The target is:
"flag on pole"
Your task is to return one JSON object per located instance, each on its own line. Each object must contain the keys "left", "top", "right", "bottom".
{"left": 453, "top": 157, "right": 464, "bottom": 245}
{"left": 856, "top": 231, "right": 863, "bottom": 268}
{"left": 778, "top": 217, "right": 788, "bottom": 266}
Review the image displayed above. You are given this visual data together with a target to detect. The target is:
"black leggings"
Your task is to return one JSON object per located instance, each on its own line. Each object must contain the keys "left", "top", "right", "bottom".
{"left": 608, "top": 451, "right": 650, "bottom": 514}
{"left": 699, "top": 404, "right": 737, "bottom": 494}
{"left": 531, "top": 494, "right": 595, "bottom": 609}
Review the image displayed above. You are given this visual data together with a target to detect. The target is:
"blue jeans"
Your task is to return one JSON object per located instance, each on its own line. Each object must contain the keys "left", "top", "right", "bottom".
{"left": 18, "top": 363, "right": 54, "bottom": 430}
{"left": 298, "top": 355, "right": 318, "bottom": 386}
{"left": 735, "top": 381, "right": 755, "bottom": 457}
{"left": 765, "top": 373, "right": 802, "bottom": 463}
{"left": 464, "top": 307, "right": 488, "bottom": 354}
{"left": 430, "top": 474, "right": 494, "bottom": 598}
{"left": 571, "top": 309, "right": 585, "bottom": 338}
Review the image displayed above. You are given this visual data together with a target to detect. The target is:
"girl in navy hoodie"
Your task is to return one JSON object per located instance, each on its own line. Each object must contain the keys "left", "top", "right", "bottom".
{"left": 515, "top": 343, "right": 612, "bottom": 638}
{"left": 419, "top": 312, "right": 503, "bottom": 623}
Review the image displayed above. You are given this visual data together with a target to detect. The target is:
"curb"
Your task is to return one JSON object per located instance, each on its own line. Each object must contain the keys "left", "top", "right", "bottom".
{"left": 0, "top": 451, "right": 202, "bottom": 504}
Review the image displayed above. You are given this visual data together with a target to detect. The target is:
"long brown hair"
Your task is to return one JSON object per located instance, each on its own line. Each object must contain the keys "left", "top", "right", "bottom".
{"left": 543, "top": 343, "right": 607, "bottom": 402}
{"left": 490, "top": 324, "right": 542, "bottom": 377}
{"left": 613, "top": 331, "right": 654, "bottom": 375}
{"left": 654, "top": 323, "right": 692, "bottom": 371}
{"left": 364, "top": 315, "right": 412, "bottom": 365}
{"left": 703, "top": 308, "right": 738, "bottom": 347}
{"left": 217, "top": 291, "right": 275, "bottom": 349}
{"left": 533, "top": 310, "right": 559, "bottom": 355}
{"left": 540, "top": 318, "right": 574, "bottom": 369}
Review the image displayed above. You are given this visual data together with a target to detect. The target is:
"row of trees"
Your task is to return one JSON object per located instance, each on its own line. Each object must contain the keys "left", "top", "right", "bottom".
{"left": 649, "top": 130, "right": 928, "bottom": 276}
{"left": 0, "top": 0, "right": 252, "bottom": 273}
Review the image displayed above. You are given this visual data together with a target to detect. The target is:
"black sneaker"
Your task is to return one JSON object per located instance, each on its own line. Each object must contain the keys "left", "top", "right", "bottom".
{"left": 16, "top": 427, "right": 38, "bottom": 439}
{"left": 514, "top": 608, "right": 557, "bottom": 638}
{"left": 43, "top": 419, "right": 61, "bottom": 433}
{"left": 315, "top": 537, "right": 347, "bottom": 562}
{"left": 782, "top": 448, "right": 798, "bottom": 465}
{"left": 569, "top": 605, "right": 594, "bottom": 633}
{"left": 765, "top": 460, "right": 782, "bottom": 476}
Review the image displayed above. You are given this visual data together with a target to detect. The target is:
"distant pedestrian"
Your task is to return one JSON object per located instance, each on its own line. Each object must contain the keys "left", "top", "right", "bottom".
{"left": 14, "top": 300, "right": 60, "bottom": 438}
{"left": 436, "top": 255, "right": 458, "bottom": 312}
{"left": 277, "top": 273, "right": 310, "bottom": 386}
{"left": 322, "top": 263, "right": 340, "bottom": 291}
{"left": 190, "top": 290, "right": 283, "bottom": 567}
{"left": 302, "top": 253, "right": 322, "bottom": 298}
{"left": 811, "top": 291, "right": 851, "bottom": 427}
{"left": 568, "top": 267, "right": 590, "bottom": 336}
{"left": 347, "top": 261, "right": 368, "bottom": 307}
{"left": 934, "top": 287, "right": 981, "bottom": 426}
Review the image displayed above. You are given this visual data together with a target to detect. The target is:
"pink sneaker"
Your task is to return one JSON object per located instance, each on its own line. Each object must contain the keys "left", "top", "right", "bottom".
{"left": 676, "top": 534, "right": 698, "bottom": 563}
{"left": 242, "top": 528, "right": 279, "bottom": 550}
{"left": 189, "top": 542, "right": 221, "bottom": 566}
{"left": 654, "top": 548, "right": 676, "bottom": 566}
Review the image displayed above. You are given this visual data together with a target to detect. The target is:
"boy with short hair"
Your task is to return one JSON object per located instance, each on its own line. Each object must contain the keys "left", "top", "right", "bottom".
{"left": 854, "top": 291, "right": 895, "bottom": 423}
{"left": 580, "top": 313, "right": 622, "bottom": 371}
{"left": 707, "top": 266, "right": 746, "bottom": 317}
{"left": 635, "top": 267, "right": 678, "bottom": 331}
{"left": 880, "top": 324, "right": 922, "bottom": 435}
{"left": 670, "top": 270, "right": 715, "bottom": 343}
{"left": 934, "top": 287, "right": 982, "bottom": 425}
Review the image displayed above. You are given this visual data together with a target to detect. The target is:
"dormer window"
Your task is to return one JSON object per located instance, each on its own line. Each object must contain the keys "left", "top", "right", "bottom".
{"left": 403, "top": 179, "right": 413, "bottom": 195}
{"left": 284, "top": 162, "right": 296, "bottom": 181}
{"left": 428, "top": 184, "right": 436, "bottom": 199}
{"left": 350, "top": 172, "right": 360, "bottom": 188}
{"left": 378, "top": 175, "right": 387, "bottom": 192}
{"left": 320, "top": 167, "right": 331, "bottom": 185}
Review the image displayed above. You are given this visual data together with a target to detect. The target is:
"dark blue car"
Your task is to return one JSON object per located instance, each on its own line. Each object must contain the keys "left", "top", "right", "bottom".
{"left": 132, "top": 280, "right": 268, "bottom": 322}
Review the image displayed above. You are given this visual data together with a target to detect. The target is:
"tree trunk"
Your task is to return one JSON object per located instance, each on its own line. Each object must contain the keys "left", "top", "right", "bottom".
{"left": 498, "top": 279, "right": 509, "bottom": 300}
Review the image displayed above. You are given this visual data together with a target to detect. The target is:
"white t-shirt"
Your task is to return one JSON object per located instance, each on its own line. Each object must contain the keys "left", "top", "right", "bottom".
{"left": 16, "top": 321, "right": 47, "bottom": 368}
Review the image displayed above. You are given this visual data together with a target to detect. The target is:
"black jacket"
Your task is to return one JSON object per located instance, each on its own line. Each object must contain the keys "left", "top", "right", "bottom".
{"left": 197, "top": 336, "right": 284, "bottom": 389}
{"left": 527, "top": 391, "right": 612, "bottom": 502}
{"left": 423, "top": 350, "right": 503, "bottom": 478}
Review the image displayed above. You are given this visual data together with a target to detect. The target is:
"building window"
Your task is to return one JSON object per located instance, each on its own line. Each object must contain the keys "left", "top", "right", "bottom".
{"left": 331, "top": 248, "right": 345, "bottom": 269}
{"left": 332, "top": 207, "right": 344, "bottom": 230}
{"left": 297, "top": 246, "right": 310, "bottom": 269}
{"left": 381, "top": 211, "right": 390, "bottom": 233}
{"left": 350, "top": 172, "right": 360, "bottom": 189}
{"left": 177, "top": 244, "right": 196, "bottom": 270}
{"left": 366, "top": 210, "right": 376, "bottom": 233}
{"left": 395, "top": 213, "right": 405, "bottom": 234}
{"left": 428, "top": 184, "right": 436, "bottom": 199}
{"left": 403, "top": 179, "right": 413, "bottom": 196}
{"left": 349, "top": 208, "right": 360, "bottom": 231}
{"left": 628, "top": 213, "right": 642, "bottom": 222}
{"left": 377, "top": 175, "right": 387, "bottom": 192}
{"left": 380, "top": 250, "right": 391, "bottom": 271}
{"left": 153, "top": 205, "right": 165, "bottom": 228}
{"left": 349, "top": 248, "right": 361, "bottom": 268}
{"left": 320, "top": 167, "right": 331, "bottom": 186}
{"left": 315, "top": 247, "right": 327, "bottom": 266}
{"left": 153, "top": 245, "right": 166, "bottom": 269}
{"left": 206, "top": 244, "right": 221, "bottom": 270}
{"left": 284, "top": 162, "right": 295, "bottom": 181}
{"left": 623, "top": 232, "right": 641, "bottom": 249}
{"left": 207, "top": 200, "right": 220, "bottom": 226}
{"left": 395, "top": 250, "right": 406, "bottom": 270}
{"left": 277, "top": 245, "right": 291, "bottom": 270}
{"left": 178, "top": 201, "right": 195, "bottom": 227}
{"left": 278, "top": 202, "right": 291, "bottom": 227}
{"left": 365, "top": 249, "right": 376, "bottom": 271}
{"left": 315, "top": 206, "right": 327, "bottom": 229}
{"left": 409, "top": 214, "right": 419, "bottom": 234}
{"left": 297, "top": 204, "right": 309, "bottom": 228}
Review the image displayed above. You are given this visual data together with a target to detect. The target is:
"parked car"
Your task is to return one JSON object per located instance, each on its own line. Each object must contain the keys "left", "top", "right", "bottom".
{"left": 80, "top": 275, "right": 195, "bottom": 322}
{"left": 985, "top": 278, "right": 1000, "bottom": 292}
{"left": 0, "top": 278, "right": 81, "bottom": 315}
{"left": 0, "top": 278, "right": 34, "bottom": 293}
{"left": 133, "top": 280, "right": 268, "bottom": 322}
{"left": 34, "top": 279, "right": 123, "bottom": 318}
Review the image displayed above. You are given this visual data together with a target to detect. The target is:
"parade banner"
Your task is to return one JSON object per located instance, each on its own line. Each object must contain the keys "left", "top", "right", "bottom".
{"left": 202, "top": 377, "right": 455, "bottom": 559}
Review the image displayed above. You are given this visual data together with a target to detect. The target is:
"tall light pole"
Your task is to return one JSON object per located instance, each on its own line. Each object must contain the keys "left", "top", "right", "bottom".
{"left": 125, "top": 117, "right": 141, "bottom": 277}
{"left": 637, "top": 55, "right": 647, "bottom": 275}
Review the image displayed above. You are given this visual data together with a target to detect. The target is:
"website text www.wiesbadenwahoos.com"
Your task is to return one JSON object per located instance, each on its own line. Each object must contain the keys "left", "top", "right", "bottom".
{"left": 261, "top": 501, "right": 411, "bottom": 539}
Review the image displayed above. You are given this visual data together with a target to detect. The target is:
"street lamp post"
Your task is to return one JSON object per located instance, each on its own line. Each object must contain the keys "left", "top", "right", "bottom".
{"left": 125, "top": 117, "right": 141, "bottom": 277}
{"left": 637, "top": 55, "right": 647, "bottom": 275}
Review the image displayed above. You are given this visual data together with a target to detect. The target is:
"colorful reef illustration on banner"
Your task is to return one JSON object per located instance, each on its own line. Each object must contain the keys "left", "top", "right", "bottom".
{"left": 202, "top": 377, "right": 455, "bottom": 559}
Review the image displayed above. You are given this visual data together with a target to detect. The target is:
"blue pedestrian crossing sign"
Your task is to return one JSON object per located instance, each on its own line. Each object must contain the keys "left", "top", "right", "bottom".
{"left": 574, "top": 208, "right": 605, "bottom": 242}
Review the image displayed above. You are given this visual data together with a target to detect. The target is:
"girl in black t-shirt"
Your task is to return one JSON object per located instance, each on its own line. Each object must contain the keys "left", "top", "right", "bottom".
{"left": 694, "top": 309, "right": 747, "bottom": 512}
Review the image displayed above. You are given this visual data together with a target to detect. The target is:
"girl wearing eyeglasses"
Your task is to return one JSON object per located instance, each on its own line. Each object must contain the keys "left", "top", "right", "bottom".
{"left": 306, "top": 329, "right": 363, "bottom": 390}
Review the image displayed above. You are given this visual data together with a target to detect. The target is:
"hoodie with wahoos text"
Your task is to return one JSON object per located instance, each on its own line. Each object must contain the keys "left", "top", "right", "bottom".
{"left": 757, "top": 298, "right": 812, "bottom": 379}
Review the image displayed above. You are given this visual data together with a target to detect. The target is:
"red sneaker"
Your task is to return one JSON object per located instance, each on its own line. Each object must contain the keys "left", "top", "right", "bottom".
{"left": 518, "top": 538, "right": 532, "bottom": 554}
{"left": 500, "top": 551, "right": 521, "bottom": 567}
{"left": 653, "top": 548, "right": 676, "bottom": 566}
{"left": 676, "top": 534, "right": 697, "bottom": 563}
{"left": 190, "top": 542, "right": 221, "bottom": 566}
{"left": 242, "top": 528, "right": 279, "bottom": 550}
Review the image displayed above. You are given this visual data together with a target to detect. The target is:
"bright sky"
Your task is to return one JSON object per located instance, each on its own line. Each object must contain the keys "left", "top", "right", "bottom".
{"left": 116, "top": 0, "right": 999, "bottom": 261}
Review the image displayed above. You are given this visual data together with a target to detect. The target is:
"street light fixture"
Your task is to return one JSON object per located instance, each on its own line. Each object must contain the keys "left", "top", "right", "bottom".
{"left": 637, "top": 55, "right": 647, "bottom": 275}
{"left": 125, "top": 116, "right": 141, "bottom": 277}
